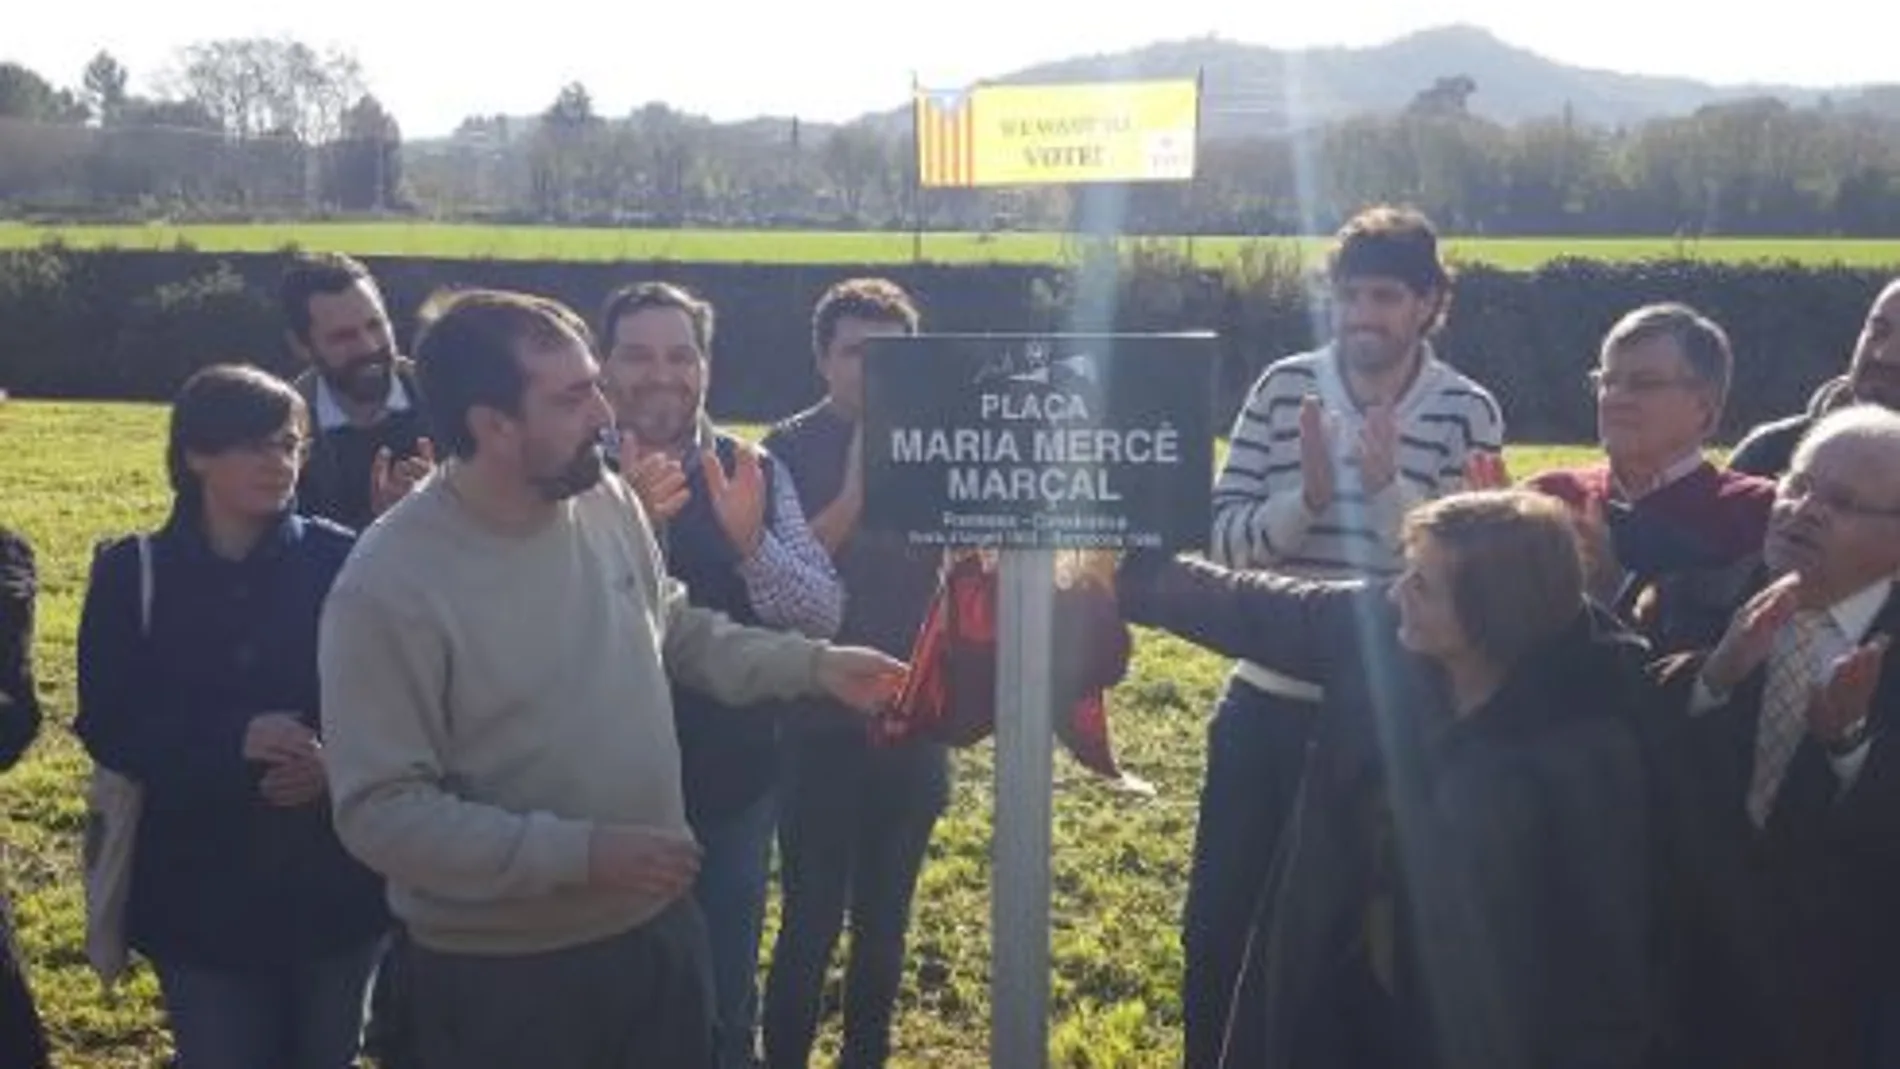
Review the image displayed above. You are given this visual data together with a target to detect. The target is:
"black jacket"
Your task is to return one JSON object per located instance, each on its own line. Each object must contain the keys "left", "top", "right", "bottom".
{"left": 1644, "top": 581, "right": 1900, "bottom": 1069}
{"left": 1728, "top": 373, "right": 1851, "bottom": 478}
{"left": 1119, "top": 553, "right": 1657, "bottom": 1069}
{"left": 75, "top": 509, "right": 389, "bottom": 970}
{"left": 0, "top": 527, "right": 49, "bottom": 1067}
{"left": 292, "top": 361, "right": 432, "bottom": 532}
{"left": 0, "top": 527, "right": 40, "bottom": 771}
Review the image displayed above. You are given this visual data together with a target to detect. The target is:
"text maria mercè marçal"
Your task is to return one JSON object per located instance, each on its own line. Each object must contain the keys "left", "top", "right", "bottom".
{"left": 887, "top": 389, "right": 1184, "bottom": 506}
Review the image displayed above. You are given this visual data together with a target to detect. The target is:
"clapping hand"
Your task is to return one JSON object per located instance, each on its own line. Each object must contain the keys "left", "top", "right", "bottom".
{"left": 704, "top": 443, "right": 767, "bottom": 556}
{"left": 1463, "top": 451, "right": 1511, "bottom": 490}
{"left": 1703, "top": 572, "right": 1804, "bottom": 695}
{"left": 1809, "top": 635, "right": 1890, "bottom": 748}
{"left": 1355, "top": 405, "right": 1398, "bottom": 494}
{"left": 1298, "top": 396, "right": 1335, "bottom": 514}
{"left": 620, "top": 437, "right": 691, "bottom": 525}
{"left": 370, "top": 438, "right": 436, "bottom": 517}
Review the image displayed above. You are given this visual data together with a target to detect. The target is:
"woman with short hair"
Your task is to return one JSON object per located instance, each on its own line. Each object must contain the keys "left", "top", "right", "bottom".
{"left": 1118, "top": 489, "right": 1657, "bottom": 1069}
{"left": 76, "top": 363, "right": 390, "bottom": 1069}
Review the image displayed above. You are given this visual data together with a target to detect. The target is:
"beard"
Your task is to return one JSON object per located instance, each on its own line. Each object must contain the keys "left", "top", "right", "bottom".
{"left": 319, "top": 347, "right": 395, "bottom": 406}
{"left": 530, "top": 437, "right": 607, "bottom": 502}
{"left": 1337, "top": 331, "right": 1410, "bottom": 375}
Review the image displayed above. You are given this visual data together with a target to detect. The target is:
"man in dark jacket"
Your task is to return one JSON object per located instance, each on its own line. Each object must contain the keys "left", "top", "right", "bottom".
{"left": 280, "top": 250, "right": 430, "bottom": 1066}
{"left": 1649, "top": 404, "right": 1900, "bottom": 1069}
{"left": 1118, "top": 490, "right": 1656, "bottom": 1069}
{"left": 599, "top": 280, "right": 844, "bottom": 1069}
{"left": 281, "top": 251, "right": 434, "bottom": 531}
{"left": 0, "top": 526, "right": 50, "bottom": 1069}
{"left": 760, "top": 278, "right": 949, "bottom": 1069}
{"left": 1730, "top": 278, "right": 1900, "bottom": 478}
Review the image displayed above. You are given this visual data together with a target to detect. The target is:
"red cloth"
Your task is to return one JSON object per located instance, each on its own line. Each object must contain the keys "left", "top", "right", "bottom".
{"left": 873, "top": 551, "right": 1134, "bottom": 780}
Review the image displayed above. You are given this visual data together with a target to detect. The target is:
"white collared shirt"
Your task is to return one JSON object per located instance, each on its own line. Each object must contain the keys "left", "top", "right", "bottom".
{"left": 314, "top": 372, "right": 411, "bottom": 432}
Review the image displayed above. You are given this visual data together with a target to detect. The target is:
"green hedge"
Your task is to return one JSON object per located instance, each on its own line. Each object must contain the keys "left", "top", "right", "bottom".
{"left": 0, "top": 245, "right": 1889, "bottom": 443}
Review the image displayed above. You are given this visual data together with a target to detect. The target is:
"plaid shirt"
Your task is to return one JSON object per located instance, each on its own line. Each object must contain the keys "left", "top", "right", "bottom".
{"left": 607, "top": 423, "right": 843, "bottom": 640}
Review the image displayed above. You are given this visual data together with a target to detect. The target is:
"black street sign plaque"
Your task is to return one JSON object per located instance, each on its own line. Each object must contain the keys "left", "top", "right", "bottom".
{"left": 860, "top": 333, "right": 1216, "bottom": 552}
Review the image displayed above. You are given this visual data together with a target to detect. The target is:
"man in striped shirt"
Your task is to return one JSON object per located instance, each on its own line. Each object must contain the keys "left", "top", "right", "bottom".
{"left": 1181, "top": 205, "right": 1505, "bottom": 1067}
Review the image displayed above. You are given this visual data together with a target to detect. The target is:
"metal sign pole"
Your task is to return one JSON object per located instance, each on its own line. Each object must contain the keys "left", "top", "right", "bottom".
{"left": 991, "top": 547, "right": 1055, "bottom": 1068}
{"left": 859, "top": 330, "right": 1216, "bottom": 1069}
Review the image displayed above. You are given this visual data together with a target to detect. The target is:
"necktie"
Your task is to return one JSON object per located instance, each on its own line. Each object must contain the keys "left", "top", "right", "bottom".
{"left": 1747, "top": 610, "right": 1830, "bottom": 828}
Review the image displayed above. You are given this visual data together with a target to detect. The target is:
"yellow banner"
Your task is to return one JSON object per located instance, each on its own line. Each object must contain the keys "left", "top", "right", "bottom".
{"left": 915, "top": 80, "right": 1199, "bottom": 188}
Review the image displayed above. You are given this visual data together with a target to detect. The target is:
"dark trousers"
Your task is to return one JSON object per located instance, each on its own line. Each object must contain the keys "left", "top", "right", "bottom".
{"left": 692, "top": 789, "right": 779, "bottom": 1069}
{"left": 0, "top": 896, "right": 49, "bottom": 1069}
{"left": 1181, "top": 678, "right": 1318, "bottom": 1069}
{"left": 762, "top": 729, "right": 948, "bottom": 1069}
{"left": 406, "top": 899, "right": 716, "bottom": 1069}
{"left": 153, "top": 936, "right": 385, "bottom": 1069}
{"left": 1879, "top": 993, "right": 1900, "bottom": 1069}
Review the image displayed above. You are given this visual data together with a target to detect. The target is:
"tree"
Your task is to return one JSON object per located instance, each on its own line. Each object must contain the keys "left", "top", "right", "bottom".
{"left": 82, "top": 51, "right": 129, "bottom": 124}
{"left": 1408, "top": 75, "right": 1478, "bottom": 117}
{"left": 172, "top": 37, "right": 365, "bottom": 143}
{"left": 0, "top": 62, "right": 88, "bottom": 123}
{"left": 545, "top": 82, "right": 597, "bottom": 128}
{"left": 283, "top": 42, "right": 364, "bottom": 145}
{"left": 822, "top": 124, "right": 885, "bottom": 218}
{"left": 529, "top": 82, "right": 604, "bottom": 218}
{"left": 631, "top": 102, "right": 703, "bottom": 223}
{"left": 324, "top": 94, "right": 403, "bottom": 209}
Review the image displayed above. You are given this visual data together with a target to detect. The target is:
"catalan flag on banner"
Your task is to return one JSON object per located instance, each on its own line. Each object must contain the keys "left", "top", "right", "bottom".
{"left": 915, "top": 87, "right": 977, "bottom": 188}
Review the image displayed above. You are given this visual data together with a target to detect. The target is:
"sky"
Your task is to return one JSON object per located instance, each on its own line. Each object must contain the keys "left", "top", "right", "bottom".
{"left": 11, "top": 1, "right": 1887, "bottom": 138}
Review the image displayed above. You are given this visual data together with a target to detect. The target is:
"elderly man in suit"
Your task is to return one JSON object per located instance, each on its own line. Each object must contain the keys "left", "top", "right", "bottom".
{"left": 1650, "top": 403, "right": 1900, "bottom": 1069}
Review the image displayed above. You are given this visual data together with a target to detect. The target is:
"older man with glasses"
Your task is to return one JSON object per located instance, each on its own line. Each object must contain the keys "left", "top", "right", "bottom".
{"left": 1527, "top": 301, "right": 1777, "bottom": 652}
{"left": 1647, "top": 403, "right": 1900, "bottom": 1069}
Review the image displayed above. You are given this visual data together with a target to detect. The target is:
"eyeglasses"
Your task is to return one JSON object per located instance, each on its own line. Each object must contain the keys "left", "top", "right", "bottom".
{"left": 1587, "top": 369, "right": 1701, "bottom": 395}
{"left": 1776, "top": 470, "right": 1900, "bottom": 519}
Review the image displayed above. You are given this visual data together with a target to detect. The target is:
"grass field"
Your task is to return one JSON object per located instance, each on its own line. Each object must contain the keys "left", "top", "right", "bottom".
{"left": 0, "top": 399, "right": 1595, "bottom": 1068}
{"left": 5, "top": 220, "right": 1900, "bottom": 271}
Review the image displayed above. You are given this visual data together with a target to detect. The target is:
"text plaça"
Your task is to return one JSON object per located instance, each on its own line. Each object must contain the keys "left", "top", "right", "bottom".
{"left": 979, "top": 391, "right": 1090, "bottom": 421}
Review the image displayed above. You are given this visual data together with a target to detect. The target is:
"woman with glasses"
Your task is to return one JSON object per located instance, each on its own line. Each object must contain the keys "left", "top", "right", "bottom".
{"left": 75, "top": 364, "right": 390, "bottom": 1069}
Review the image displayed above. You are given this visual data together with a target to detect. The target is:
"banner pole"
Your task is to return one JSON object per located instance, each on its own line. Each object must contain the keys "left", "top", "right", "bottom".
{"left": 1188, "top": 65, "right": 1205, "bottom": 263}
{"left": 911, "top": 71, "right": 924, "bottom": 263}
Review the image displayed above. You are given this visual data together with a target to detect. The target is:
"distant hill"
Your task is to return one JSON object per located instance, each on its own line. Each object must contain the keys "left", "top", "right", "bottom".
{"left": 416, "top": 24, "right": 1900, "bottom": 150}
{"left": 860, "top": 24, "right": 1898, "bottom": 138}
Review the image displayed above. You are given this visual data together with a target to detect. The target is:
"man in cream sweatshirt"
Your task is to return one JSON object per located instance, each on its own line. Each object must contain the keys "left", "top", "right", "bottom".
{"left": 317, "top": 288, "right": 906, "bottom": 1069}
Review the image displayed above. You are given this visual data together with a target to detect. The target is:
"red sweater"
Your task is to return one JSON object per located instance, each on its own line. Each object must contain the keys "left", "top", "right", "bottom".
{"left": 1528, "top": 461, "right": 1776, "bottom": 651}
{"left": 1527, "top": 461, "right": 1774, "bottom": 565}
